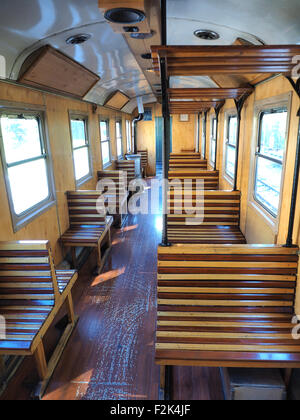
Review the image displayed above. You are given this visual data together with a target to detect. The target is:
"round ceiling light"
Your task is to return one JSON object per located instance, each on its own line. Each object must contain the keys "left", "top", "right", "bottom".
{"left": 104, "top": 8, "right": 146, "bottom": 24}
{"left": 194, "top": 29, "right": 220, "bottom": 41}
{"left": 66, "top": 34, "right": 92, "bottom": 45}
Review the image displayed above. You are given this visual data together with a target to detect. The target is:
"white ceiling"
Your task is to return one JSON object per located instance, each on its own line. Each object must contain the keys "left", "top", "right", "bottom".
{"left": 0, "top": 0, "right": 300, "bottom": 110}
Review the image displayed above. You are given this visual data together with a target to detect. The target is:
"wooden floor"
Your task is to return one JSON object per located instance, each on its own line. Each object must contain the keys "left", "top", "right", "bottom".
{"left": 1, "top": 177, "right": 224, "bottom": 400}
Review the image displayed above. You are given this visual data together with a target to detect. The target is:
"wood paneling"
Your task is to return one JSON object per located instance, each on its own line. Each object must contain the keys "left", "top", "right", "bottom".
{"left": 18, "top": 46, "right": 100, "bottom": 98}
{"left": 0, "top": 80, "right": 131, "bottom": 265}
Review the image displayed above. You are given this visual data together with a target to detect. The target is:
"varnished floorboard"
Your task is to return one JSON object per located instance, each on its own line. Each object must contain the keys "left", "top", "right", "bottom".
{"left": 1, "top": 178, "right": 224, "bottom": 400}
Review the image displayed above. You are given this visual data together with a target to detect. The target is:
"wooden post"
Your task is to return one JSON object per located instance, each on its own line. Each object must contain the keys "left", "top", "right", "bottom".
{"left": 34, "top": 341, "right": 48, "bottom": 381}
{"left": 285, "top": 77, "right": 300, "bottom": 247}
{"left": 160, "top": 0, "right": 171, "bottom": 247}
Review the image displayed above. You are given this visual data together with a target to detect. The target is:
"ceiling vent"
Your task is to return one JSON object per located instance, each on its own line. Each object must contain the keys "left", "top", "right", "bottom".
{"left": 194, "top": 29, "right": 220, "bottom": 41}
{"left": 66, "top": 34, "right": 91, "bottom": 45}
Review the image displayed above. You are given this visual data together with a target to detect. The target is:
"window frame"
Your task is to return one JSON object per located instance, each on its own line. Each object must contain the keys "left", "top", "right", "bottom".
{"left": 126, "top": 120, "right": 132, "bottom": 153}
{"left": 210, "top": 116, "right": 217, "bottom": 166}
{"left": 201, "top": 115, "right": 206, "bottom": 159}
{"left": 224, "top": 112, "right": 238, "bottom": 183}
{"left": 248, "top": 92, "right": 292, "bottom": 229}
{"left": 0, "top": 106, "right": 56, "bottom": 232}
{"left": 69, "top": 112, "right": 92, "bottom": 187}
{"left": 253, "top": 107, "right": 288, "bottom": 218}
{"left": 100, "top": 118, "right": 111, "bottom": 168}
{"left": 116, "top": 119, "right": 123, "bottom": 159}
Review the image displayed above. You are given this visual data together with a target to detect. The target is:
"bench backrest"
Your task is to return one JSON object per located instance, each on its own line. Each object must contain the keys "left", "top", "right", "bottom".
{"left": 157, "top": 244, "right": 298, "bottom": 316}
{"left": 168, "top": 170, "right": 219, "bottom": 190}
{"left": 116, "top": 160, "right": 135, "bottom": 184}
{"left": 169, "top": 159, "right": 207, "bottom": 170}
{"left": 0, "top": 241, "right": 59, "bottom": 309}
{"left": 97, "top": 170, "right": 127, "bottom": 195}
{"left": 137, "top": 150, "right": 148, "bottom": 169}
{"left": 168, "top": 190, "right": 241, "bottom": 227}
{"left": 67, "top": 191, "right": 107, "bottom": 227}
{"left": 170, "top": 153, "right": 201, "bottom": 159}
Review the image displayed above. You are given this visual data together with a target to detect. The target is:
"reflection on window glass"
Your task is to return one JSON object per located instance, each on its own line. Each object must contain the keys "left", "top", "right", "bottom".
{"left": 225, "top": 115, "right": 238, "bottom": 180}
{"left": 116, "top": 121, "right": 123, "bottom": 158}
{"left": 0, "top": 114, "right": 51, "bottom": 217}
{"left": 210, "top": 118, "right": 217, "bottom": 164}
{"left": 254, "top": 109, "right": 287, "bottom": 217}
{"left": 126, "top": 120, "right": 132, "bottom": 153}
{"left": 70, "top": 117, "right": 91, "bottom": 183}
{"left": 100, "top": 120, "right": 111, "bottom": 166}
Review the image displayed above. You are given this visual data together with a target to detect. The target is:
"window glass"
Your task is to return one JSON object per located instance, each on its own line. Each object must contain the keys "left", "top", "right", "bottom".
{"left": 116, "top": 121, "right": 123, "bottom": 158}
{"left": 0, "top": 112, "right": 54, "bottom": 226}
{"left": 70, "top": 117, "right": 91, "bottom": 183}
{"left": 100, "top": 120, "right": 111, "bottom": 166}
{"left": 225, "top": 115, "right": 238, "bottom": 180}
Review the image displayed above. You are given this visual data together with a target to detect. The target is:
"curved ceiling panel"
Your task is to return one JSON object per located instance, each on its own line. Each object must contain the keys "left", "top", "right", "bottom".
{"left": 0, "top": 0, "right": 153, "bottom": 110}
{"left": 167, "top": 0, "right": 300, "bottom": 45}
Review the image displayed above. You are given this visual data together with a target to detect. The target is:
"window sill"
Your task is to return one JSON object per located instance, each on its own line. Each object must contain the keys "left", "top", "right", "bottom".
{"left": 13, "top": 199, "right": 56, "bottom": 233}
{"left": 103, "top": 162, "right": 112, "bottom": 169}
{"left": 76, "top": 174, "right": 93, "bottom": 188}
{"left": 223, "top": 172, "right": 234, "bottom": 186}
{"left": 249, "top": 199, "right": 278, "bottom": 233}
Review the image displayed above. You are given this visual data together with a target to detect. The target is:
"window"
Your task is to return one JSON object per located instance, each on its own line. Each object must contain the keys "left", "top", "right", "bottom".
{"left": 210, "top": 117, "right": 217, "bottom": 165}
{"left": 100, "top": 119, "right": 111, "bottom": 167}
{"left": 126, "top": 120, "right": 132, "bottom": 153}
{"left": 201, "top": 116, "right": 206, "bottom": 158}
{"left": 253, "top": 108, "right": 288, "bottom": 217}
{"left": 116, "top": 120, "right": 123, "bottom": 159}
{"left": 70, "top": 115, "right": 91, "bottom": 185}
{"left": 225, "top": 115, "right": 238, "bottom": 180}
{"left": 0, "top": 110, "right": 55, "bottom": 231}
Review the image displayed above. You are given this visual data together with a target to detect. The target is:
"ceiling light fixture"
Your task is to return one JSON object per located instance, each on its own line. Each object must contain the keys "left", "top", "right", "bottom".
{"left": 141, "top": 53, "right": 152, "bottom": 60}
{"left": 66, "top": 34, "right": 92, "bottom": 45}
{"left": 104, "top": 8, "right": 146, "bottom": 24}
{"left": 131, "top": 31, "right": 155, "bottom": 40}
{"left": 194, "top": 29, "right": 220, "bottom": 41}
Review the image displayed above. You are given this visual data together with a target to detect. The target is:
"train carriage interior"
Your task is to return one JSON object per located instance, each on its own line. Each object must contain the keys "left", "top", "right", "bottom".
{"left": 0, "top": 0, "right": 300, "bottom": 402}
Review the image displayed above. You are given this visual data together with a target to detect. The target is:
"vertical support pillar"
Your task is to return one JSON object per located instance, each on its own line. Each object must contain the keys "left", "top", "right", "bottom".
{"left": 285, "top": 77, "right": 300, "bottom": 247}
{"left": 160, "top": 0, "right": 171, "bottom": 247}
{"left": 214, "top": 101, "right": 225, "bottom": 171}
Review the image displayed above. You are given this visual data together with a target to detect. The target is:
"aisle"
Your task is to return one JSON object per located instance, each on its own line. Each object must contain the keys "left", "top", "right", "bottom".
{"left": 43, "top": 177, "right": 223, "bottom": 400}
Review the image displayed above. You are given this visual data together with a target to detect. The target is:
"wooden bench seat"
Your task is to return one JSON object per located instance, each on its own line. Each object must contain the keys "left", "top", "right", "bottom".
{"left": 168, "top": 170, "right": 219, "bottom": 190}
{"left": 0, "top": 241, "right": 78, "bottom": 397}
{"left": 157, "top": 244, "right": 300, "bottom": 380}
{"left": 167, "top": 190, "right": 246, "bottom": 244}
{"left": 60, "top": 191, "right": 113, "bottom": 272}
{"left": 169, "top": 159, "right": 207, "bottom": 170}
{"left": 97, "top": 170, "right": 128, "bottom": 227}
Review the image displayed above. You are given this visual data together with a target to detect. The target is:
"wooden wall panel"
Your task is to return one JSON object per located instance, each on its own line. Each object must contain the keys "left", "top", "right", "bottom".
{"left": 0, "top": 81, "right": 131, "bottom": 264}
